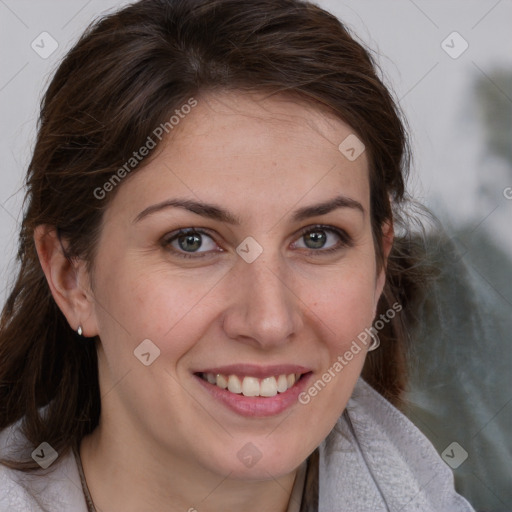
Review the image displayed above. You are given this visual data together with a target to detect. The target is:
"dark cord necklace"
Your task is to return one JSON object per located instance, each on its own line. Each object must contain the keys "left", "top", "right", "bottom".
{"left": 72, "top": 444, "right": 97, "bottom": 512}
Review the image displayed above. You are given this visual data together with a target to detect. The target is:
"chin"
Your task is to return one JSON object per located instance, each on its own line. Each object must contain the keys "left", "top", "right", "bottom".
{"left": 207, "top": 444, "right": 307, "bottom": 481}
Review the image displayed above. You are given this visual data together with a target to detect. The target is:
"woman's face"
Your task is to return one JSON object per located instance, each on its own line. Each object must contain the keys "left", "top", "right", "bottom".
{"left": 84, "top": 92, "right": 390, "bottom": 479}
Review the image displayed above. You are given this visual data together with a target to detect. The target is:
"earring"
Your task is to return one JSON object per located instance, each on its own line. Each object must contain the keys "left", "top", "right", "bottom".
{"left": 368, "top": 331, "right": 380, "bottom": 351}
{"left": 77, "top": 325, "right": 83, "bottom": 336}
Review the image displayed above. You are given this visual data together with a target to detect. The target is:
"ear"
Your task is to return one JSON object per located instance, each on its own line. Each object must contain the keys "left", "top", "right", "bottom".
{"left": 374, "top": 219, "right": 394, "bottom": 307}
{"left": 34, "top": 225, "right": 99, "bottom": 338}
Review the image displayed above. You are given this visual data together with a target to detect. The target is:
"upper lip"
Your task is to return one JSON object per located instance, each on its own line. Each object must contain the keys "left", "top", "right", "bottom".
{"left": 193, "top": 364, "right": 312, "bottom": 379}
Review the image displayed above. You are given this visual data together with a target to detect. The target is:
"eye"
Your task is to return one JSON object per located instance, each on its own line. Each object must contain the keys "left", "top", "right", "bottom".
{"left": 162, "top": 225, "right": 351, "bottom": 260}
{"left": 163, "top": 228, "right": 220, "bottom": 258}
{"left": 292, "top": 225, "right": 352, "bottom": 254}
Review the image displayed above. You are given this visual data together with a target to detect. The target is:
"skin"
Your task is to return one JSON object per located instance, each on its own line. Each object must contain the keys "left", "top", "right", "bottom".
{"left": 35, "top": 91, "right": 393, "bottom": 512}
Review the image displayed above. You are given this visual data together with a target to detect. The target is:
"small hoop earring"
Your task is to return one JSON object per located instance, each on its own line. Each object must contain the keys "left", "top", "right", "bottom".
{"left": 77, "top": 325, "right": 83, "bottom": 336}
{"left": 368, "top": 331, "right": 380, "bottom": 351}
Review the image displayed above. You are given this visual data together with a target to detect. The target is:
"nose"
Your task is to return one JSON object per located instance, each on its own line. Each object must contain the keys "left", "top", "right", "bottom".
{"left": 221, "top": 252, "right": 303, "bottom": 349}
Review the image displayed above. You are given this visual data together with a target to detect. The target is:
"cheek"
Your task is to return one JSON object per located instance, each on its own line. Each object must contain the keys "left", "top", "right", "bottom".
{"left": 94, "top": 259, "right": 221, "bottom": 363}
{"left": 306, "top": 258, "right": 379, "bottom": 343}
{"left": 296, "top": 266, "right": 376, "bottom": 428}
{"left": 93, "top": 242, "right": 379, "bottom": 369}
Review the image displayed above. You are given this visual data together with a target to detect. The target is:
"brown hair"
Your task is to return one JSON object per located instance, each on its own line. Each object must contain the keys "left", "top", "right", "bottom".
{"left": 0, "top": 0, "right": 426, "bottom": 493}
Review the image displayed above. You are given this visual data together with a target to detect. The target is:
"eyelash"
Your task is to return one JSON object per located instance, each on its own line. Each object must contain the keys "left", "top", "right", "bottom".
{"left": 162, "top": 224, "right": 353, "bottom": 260}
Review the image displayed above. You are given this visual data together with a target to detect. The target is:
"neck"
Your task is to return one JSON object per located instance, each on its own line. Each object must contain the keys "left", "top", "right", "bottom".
{"left": 79, "top": 421, "right": 302, "bottom": 512}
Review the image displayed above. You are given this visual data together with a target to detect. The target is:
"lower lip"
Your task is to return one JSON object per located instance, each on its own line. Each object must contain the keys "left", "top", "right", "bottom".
{"left": 194, "top": 373, "right": 313, "bottom": 417}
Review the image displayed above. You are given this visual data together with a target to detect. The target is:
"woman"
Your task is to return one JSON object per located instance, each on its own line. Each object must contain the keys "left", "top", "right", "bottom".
{"left": 0, "top": 0, "right": 476, "bottom": 510}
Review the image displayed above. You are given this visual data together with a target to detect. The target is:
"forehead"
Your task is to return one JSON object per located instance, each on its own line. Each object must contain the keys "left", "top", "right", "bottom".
{"left": 105, "top": 91, "right": 370, "bottom": 225}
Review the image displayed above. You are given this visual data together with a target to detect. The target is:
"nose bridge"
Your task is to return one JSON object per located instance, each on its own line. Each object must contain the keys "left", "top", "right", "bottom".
{"left": 222, "top": 250, "right": 302, "bottom": 347}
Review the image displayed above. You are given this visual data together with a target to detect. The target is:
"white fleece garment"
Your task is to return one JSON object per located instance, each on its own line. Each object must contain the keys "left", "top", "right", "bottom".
{"left": 0, "top": 378, "right": 475, "bottom": 511}
{"left": 318, "top": 379, "right": 476, "bottom": 512}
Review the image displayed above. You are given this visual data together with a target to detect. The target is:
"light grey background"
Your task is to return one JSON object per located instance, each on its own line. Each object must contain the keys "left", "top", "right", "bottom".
{"left": 1, "top": 1, "right": 511, "bottom": 510}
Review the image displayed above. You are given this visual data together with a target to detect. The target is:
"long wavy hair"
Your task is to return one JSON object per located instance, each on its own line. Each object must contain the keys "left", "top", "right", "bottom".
{"left": 0, "top": 0, "right": 428, "bottom": 507}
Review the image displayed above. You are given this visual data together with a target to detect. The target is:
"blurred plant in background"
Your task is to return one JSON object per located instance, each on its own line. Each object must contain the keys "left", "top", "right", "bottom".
{"left": 474, "top": 69, "right": 512, "bottom": 168}
{"left": 405, "top": 68, "right": 512, "bottom": 512}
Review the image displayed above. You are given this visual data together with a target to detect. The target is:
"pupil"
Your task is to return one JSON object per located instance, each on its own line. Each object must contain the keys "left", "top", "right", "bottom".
{"left": 179, "top": 233, "right": 201, "bottom": 252}
{"left": 305, "top": 231, "right": 326, "bottom": 249}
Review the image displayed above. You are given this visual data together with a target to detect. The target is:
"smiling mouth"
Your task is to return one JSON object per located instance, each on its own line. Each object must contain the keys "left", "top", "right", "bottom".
{"left": 196, "top": 372, "right": 307, "bottom": 397}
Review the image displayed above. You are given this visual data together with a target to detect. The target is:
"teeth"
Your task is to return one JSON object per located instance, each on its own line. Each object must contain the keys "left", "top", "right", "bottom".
{"left": 260, "top": 377, "right": 278, "bottom": 397}
{"left": 202, "top": 372, "right": 299, "bottom": 397}
{"left": 241, "top": 376, "right": 260, "bottom": 397}
{"left": 216, "top": 374, "right": 228, "bottom": 389}
{"left": 276, "top": 374, "right": 288, "bottom": 393}
{"left": 227, "top": 375, "right": 242, "bottom": 394}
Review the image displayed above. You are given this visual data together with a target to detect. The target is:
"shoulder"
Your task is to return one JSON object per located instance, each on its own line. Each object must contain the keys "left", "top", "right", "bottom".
{"left": 0, "top": 421, "right": 88, "bottom": 512}
{"left": 318, "top": 378, "right": 476, "bottom": 512}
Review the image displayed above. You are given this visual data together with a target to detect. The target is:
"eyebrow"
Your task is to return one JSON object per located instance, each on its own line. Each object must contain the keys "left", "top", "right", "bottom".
{"left": 132, "top": 195, "right": 364, "bottom": 225}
